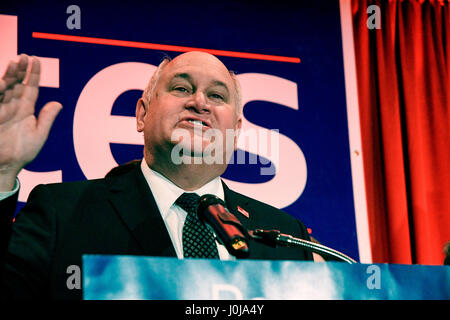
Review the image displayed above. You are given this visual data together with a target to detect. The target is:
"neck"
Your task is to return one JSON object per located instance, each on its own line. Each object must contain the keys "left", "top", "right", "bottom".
{"left": 144, "top": 151, "right": 226, "bottom": 191}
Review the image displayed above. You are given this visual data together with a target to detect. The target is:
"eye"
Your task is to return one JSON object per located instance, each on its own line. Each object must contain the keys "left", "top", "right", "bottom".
{"left": 209, "top": 93, "right": 225, "bottom": 101}
{"left": 171, "top": 85, "right": 192, "bottom": 97}
{"left": 173, "top": 86, "right": 188, "bottom": 93}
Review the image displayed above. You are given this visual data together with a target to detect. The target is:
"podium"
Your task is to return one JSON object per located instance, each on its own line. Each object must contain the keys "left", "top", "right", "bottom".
{"left": 83, "top": 255, "right": 450, "bottom": 300}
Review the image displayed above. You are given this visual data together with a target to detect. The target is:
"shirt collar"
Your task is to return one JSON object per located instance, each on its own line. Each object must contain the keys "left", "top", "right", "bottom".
{"left": 140, "top": 159, "right": 224, "bottom": 219}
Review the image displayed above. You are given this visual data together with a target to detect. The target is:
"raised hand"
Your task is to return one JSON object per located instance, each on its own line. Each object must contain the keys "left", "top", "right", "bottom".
{"left": 0, "top": 54, "right": 62, "bottom": 191}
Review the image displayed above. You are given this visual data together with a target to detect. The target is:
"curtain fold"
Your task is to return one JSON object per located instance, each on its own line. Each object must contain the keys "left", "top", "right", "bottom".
{"left": 352, "top": 0, "right": 450, "bottom": 265}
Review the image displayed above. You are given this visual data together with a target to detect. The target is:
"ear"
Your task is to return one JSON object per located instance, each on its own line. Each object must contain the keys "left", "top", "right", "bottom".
{"left": 136, "top": 98, "right": 147, "bottom": 132}
{"left": 233, "top": 116, "right": 242, "bottom": 151}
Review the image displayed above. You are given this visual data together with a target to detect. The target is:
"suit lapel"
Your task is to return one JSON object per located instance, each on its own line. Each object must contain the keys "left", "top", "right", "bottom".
{"left": 222, "top": 182, "right": 251, "bottom": 229}
{"left": 106, "top": 170, "right": 265, "bottom": 259}
{"left": 107, "top": 166, "right": 177, "bottom": 257}
{"left": 222, "top": 181, "right": 266, "bottom": 259}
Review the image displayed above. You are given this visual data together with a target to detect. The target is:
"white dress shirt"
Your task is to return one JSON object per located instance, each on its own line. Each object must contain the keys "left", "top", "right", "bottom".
{"left": 0, "top": 179, "right": 20, "bottom": 201}
{"left": 140, "top": 160, "right": 234, "bottom": 261}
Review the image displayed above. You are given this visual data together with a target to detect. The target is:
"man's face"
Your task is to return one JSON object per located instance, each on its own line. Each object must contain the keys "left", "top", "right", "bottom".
{"left": 137, "top": 52, "right": 241, "bottom": 164}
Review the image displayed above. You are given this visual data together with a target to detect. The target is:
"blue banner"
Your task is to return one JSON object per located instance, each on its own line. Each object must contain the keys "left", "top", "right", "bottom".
{"left": 83, "top": 255, "right": 450, "bottom": 300}
{"left": 1, "top": 0, "right": 367, "bottom": 261}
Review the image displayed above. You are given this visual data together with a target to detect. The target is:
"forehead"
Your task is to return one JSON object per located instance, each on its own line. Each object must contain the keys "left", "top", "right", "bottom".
{"left": 162, "top": 52, "right": 234, "bottom": 87}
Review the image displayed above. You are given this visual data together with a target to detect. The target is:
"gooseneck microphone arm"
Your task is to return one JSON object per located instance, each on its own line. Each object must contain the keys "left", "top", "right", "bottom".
{"left": 249, "top": 229, "right": 357, "bottom": 264}
{"left": 197, "top": 194, "right": 356, "bottom": 263}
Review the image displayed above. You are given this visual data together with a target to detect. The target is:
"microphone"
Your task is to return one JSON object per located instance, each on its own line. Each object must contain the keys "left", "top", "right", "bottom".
{"left": 197, "top": 195, "right": 356, "bottom": 263}
{"left": 250, "top": 229, "right": 356, "bottom": 264}
{"left": 197, "top": 194, "right": 250, "bottom": 258}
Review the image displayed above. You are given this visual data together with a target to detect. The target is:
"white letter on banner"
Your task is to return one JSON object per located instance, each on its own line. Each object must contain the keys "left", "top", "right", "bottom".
{"left": 73, "top": 62, "right": 155, "bottom": 179}
{"left": 212, "top": 284, "right": 243, "bottom": 300}
{"left": 222, "top": 73, "right": 307, "bottom": 209}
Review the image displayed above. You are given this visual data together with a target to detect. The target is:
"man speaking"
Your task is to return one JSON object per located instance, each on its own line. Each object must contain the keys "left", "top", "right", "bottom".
{"left": 0, "top": 52, "right": 312, "bottom": 300}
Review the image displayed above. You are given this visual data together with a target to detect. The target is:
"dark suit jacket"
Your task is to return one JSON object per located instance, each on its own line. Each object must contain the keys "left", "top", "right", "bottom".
{"left": 1, "top": 164, "right": 312, "bottom": 300}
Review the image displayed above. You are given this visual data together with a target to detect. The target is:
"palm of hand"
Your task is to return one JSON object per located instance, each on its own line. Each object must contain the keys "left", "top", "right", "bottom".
{"left": 0, "top": 54, "right": 61, "bottom": 177}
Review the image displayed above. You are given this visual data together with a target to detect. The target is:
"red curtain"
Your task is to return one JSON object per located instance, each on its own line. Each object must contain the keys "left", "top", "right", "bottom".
{"left": 352, "top": 0, "right": 450, "bottom": 265}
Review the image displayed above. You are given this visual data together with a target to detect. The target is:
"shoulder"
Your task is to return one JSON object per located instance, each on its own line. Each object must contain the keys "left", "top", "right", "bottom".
{"left": 18, "top": 161, "right": 145, "bottom": 214}
{"left": 28, "top": 178, "right": 105, "bottom": 202}
{"left": 28, "top": 160, "right": 143, "bottom": 200}
{"left": 223, "top": 183, "right": 309, "bottom": 239}
{"left": 227, "top": 187, "right": 285, "bottom": 215}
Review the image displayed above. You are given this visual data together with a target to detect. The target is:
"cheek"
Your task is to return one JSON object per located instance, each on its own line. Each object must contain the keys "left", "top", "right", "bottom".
{"left": 214, "top": 111, "right": 240, "bottom": 146}
{"left": 145, "top": 106, "right": 179, "bottom": 139}
{"left": 215, "top": 107, "right": 239, "bottom": 128}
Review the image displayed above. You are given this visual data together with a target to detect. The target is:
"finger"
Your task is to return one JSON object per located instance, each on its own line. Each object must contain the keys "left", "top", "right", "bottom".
{"left": 17, "top": 54, "right": 29, "bottom": 67}
{"left": 16, "top": 54, "right": 29, "bottom": 82}
{"left": 12, "top": 84, "right": 24, "bottom": 100}
{"left": 1, "top": 60, "right": 18, "bottom": 79}
{"left": 3, "top": 84, "right": 25, "bottom": 114}
{"left": 36, "top": 101, "right": 62, "bottom": 140}
{"left": 1, "top": 61, "right": 19, "bottom": 89}
{"left": 22, "top": 84, "right": 39, "bottom": 104}
{"left": 0, "top": 79, "right": 6, "bottom": 92}
{"left": 2, "top": 87, "right": 14, "bottom": 104}
{"left": 0, "top": 79, "right": 6, "bottom": 101}
{"left": 24, "top": 56, "right": 40, "bottom": 87}
{"left": 0, "top": 55, "right": 29, "bottom": 91}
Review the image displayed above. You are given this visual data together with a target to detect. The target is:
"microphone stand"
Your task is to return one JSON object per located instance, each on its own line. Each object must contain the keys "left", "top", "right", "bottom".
{"left": 196, "top": 194, "right": 356, "bottom": 263}
{"left": 249, "top": 229, "right": 357, "bottom": 264}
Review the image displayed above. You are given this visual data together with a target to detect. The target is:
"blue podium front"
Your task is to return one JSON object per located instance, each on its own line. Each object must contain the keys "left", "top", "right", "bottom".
{"left": 82, "top": 255, "right": 450, "bottom": 300}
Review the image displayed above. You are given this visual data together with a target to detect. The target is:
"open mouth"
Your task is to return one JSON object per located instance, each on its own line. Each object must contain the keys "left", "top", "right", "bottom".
{"left": 180, "top": 117, "right": 211, "bottom": 128}
{"left": 187, "top": 119, "right": 207, "bottom": 126}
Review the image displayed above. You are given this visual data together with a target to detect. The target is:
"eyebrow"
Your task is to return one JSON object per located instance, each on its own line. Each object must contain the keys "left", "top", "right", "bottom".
{"left": 171, "top": 73, "right": 191, "bottom": 82}
{"left": 171, "top": 73, "right": 230, "bottom": 94}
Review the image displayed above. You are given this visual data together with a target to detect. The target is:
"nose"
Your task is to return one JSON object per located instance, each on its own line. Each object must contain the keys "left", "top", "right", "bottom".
{"left": 185, "top": 91, "right": 210, "bottom": 113}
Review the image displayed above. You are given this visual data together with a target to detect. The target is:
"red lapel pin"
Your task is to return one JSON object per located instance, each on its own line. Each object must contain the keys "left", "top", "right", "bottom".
{"left": 237, "top": 205, "right": 250, "bottom": 219}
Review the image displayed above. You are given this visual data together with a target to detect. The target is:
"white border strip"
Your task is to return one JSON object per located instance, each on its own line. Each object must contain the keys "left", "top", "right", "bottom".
{"left": 339, "top": 0, "right": 373, "bottom": 263}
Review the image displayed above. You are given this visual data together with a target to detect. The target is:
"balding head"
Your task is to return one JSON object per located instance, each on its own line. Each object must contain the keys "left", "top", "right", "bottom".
{"left": 142, "top": 51, "right": 242, "bottom": 115}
